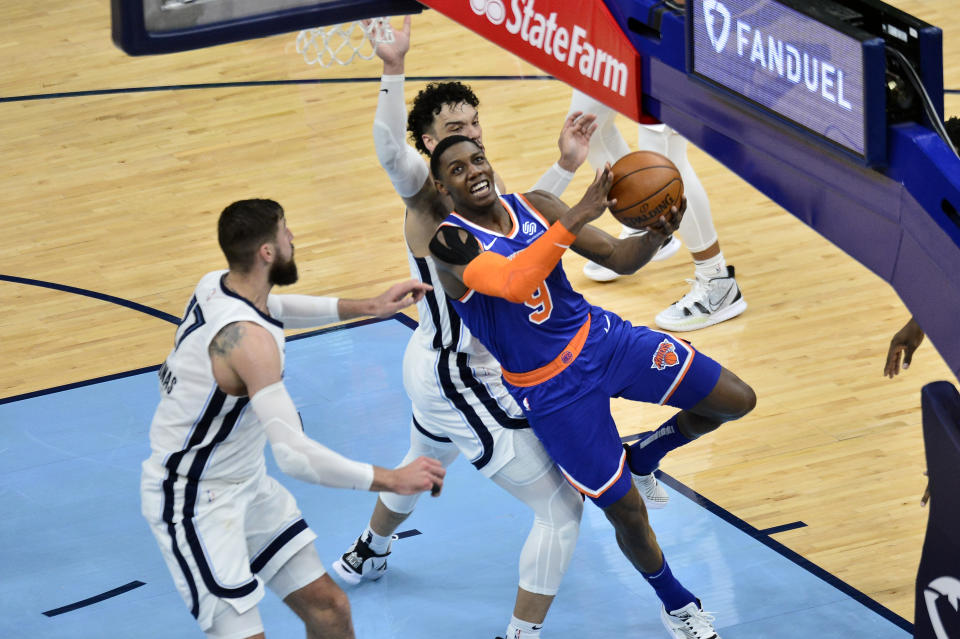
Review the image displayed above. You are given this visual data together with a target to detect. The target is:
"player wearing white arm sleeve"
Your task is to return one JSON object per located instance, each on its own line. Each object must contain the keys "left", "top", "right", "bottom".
{"left": 330, "top": 17, "right": 659, "bottom": 639}
{"left": 140, "top": 198, "right": 443, "bottom": 639}
{"left": 570, "top": 89, "right": 747, "bottom": 332}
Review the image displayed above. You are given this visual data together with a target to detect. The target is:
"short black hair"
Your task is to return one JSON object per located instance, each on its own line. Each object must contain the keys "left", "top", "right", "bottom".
{"left": 407, "top": 81, "right": 480, "bottom": 157}
{"left": 218, "top": 199, "right": 284, "bottom": 271}
{"left": 430, "top": 135, "right": 481, "bottom": 180}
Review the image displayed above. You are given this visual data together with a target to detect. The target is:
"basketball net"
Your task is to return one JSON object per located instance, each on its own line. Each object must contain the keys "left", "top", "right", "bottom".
{"left": 295, "top": 18, "right": 394, "bottom": 67}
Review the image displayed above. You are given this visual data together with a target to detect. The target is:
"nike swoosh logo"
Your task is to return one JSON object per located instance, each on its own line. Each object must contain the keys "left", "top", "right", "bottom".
{"left": 709, "top": 286, "right": 733, "bottom": 311}
{"left": 380, "top": 88, "right": 389, "bottom": 93}
{"left": 482, "top": 238, "right": 497, "bottom": 250}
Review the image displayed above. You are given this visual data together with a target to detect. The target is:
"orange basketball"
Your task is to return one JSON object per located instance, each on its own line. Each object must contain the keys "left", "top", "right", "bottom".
{"left": 609, "top": 151, "right": 684, "bottom": 229}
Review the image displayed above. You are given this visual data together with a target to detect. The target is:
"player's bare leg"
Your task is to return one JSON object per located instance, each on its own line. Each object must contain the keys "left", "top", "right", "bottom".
{"left": 602, "top": 486, "right": 663, "bottom": 573}
{"left": 679, "top": 367, "right": 756, "bottom": 437}
{"left": 627, "top": 367, "right": 755, "bottom": 476}
{"left": 369, "top": 497, "right": 411, "bottom": 536}
{"left": 284, "top": 574, "right": 355, "bottom": 639}
{"left": 513, "top": 588, "right": 553, "bottom": 624}
{"left": 603, "top": 487, "right": 720, "bottom": 638}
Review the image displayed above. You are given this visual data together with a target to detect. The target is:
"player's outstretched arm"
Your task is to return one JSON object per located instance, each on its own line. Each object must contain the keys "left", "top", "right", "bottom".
{"left": 884, "top": 316, "right": 925, "bottom": 378}
{"left": 371, "top": 16, "right": 436, "bottom": 208}
{"left": 337, "top": 279, "right": 432, "bottom": 319}
{"left": 210, "top": 321, "right": 445, "bottom": 494}
{"left": 371, "top": 15, "right": 410, "bottom": 75}
{"left": 529, "top": 111, "right": 599, "bottom": 197}
{"left": 267, "top": 280, "right": 431, "bottom": 327}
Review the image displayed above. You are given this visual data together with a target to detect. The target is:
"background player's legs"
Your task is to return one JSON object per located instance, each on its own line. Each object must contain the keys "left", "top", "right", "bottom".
{"left": 651, "top": 127, "right": 747, "bottom": 332}
{"left": 334, "top": 423, "right": 460, "bottom": 584}
{"left": 490, "top": 430, "right": 584, "bottom": 638}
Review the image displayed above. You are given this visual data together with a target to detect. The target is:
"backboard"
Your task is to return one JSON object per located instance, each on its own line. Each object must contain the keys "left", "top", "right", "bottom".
{"left": 111, "top": 0, "right": 424, "bottom": 55}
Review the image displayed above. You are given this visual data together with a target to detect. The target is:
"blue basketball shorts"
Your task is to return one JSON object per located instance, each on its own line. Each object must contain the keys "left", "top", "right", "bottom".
{"left": 505, "top": 307, "right": 722, "bottom": 508}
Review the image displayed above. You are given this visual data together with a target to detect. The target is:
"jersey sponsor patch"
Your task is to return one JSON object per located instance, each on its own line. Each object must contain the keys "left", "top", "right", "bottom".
{"left": 651, "top": 339, "right": 680, "bottom": 370}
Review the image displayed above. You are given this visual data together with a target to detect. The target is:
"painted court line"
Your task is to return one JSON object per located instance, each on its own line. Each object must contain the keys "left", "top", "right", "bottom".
{"left": 42, "top": 581, "right": 146, "bottom": 617}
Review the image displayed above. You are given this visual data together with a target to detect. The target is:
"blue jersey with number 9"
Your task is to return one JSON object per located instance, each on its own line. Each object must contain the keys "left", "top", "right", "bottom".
{"left": 445, "top": 193, "right": 593, "bottom": 384}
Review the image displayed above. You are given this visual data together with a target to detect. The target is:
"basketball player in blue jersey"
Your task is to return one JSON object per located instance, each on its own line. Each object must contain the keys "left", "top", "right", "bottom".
{"left": 333, "top": 16, "right": 607, "bottom": 639}
{"left": 428, "top": 136, "right": 757, "bottom": 639}
{"left": 141, "top": 199, "right": 446, "bottom": 639}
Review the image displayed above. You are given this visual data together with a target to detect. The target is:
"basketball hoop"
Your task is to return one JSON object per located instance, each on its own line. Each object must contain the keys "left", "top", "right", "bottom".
{"left": 295, "top": 18, "right": 394, "bottom": 67}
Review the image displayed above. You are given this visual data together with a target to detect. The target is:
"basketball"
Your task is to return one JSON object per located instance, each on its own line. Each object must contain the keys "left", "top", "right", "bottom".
{"left": 608, "top": 151, "right": 684, "bottom": 230}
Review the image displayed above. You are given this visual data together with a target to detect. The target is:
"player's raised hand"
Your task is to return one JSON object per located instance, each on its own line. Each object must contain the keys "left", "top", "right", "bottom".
{"left": 368, "top": 15, "right": 411, "bottom": 73}
{"left": 369, "top": 279, "right": 433, "bottom": 317}
{"left": 884, "top": 316, "right": 924, "bottom": 378}
{"left": 557, "top": 111, "right": 599, "bottom": 172}
{"left": 388, "top": 456, "right": 446, "bottom": 496}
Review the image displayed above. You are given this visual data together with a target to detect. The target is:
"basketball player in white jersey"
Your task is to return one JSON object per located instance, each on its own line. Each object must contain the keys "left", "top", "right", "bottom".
{"left": 331, "top": 18, "right": 668, "bottom": 639}
{"left": 140, "top": 198, "right": 446, "bottom": 639}
{"left": 571, "top": 90, "right": 747, "bottom": 332}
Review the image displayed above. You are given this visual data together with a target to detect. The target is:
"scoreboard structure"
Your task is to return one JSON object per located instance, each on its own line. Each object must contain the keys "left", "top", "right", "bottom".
{"left": 598, "top": 0, "right": 960, "bottom": 383}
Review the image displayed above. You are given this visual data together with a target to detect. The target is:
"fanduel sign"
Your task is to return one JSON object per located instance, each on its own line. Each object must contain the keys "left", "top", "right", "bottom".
{"left": 692, "top": 0, "right": 866, "bottom": 155}
{"left": 424, "top": 0, "right": 643, "bottom": 121}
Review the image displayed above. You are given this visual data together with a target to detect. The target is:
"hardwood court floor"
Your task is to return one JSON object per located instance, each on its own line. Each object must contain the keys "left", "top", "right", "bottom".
{"left": 1, "top": 0, "right": 958, "bottom": 625}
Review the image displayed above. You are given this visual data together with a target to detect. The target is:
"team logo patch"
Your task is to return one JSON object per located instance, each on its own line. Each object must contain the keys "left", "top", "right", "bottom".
{"left": 651, "top": 339, "right": 680, "bottom": 370}
{"left": 560, "top": 350, "right": 574, "bottom": 364}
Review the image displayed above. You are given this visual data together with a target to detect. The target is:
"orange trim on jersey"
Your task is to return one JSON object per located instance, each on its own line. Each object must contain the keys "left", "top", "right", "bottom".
{"left": 501, "top": 315, "right": 590, "bottom": 387}
{"left": 449, "top": 204, "right": 518, "bottom": 239}
{"left": 559, "top": 448, "right": 626, "bottom": 499}
{"left": 515, "top": 192, "right": 553, "bottom": 229}
{"left": 494, "top": 196, "right": 521, "bottom": 238}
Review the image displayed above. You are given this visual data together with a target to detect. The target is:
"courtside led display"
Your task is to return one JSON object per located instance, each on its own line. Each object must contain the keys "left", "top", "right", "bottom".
{"left": 691, "top": 0, "right": 866, "bottom": 156}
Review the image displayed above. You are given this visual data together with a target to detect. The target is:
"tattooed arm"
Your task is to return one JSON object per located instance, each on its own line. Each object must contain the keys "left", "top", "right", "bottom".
{"left": 206, "top": 321, "right": 445, "bottom": 494}
{"left": 208, "top": 321, "right": 273, "bottom": 397}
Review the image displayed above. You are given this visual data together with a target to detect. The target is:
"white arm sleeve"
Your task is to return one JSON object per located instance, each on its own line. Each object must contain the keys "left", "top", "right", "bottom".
{"left": 253, "top": 382, "right": 374, "bottom": 490}
{"left": 266, "top": 294, "right": 339, "bottom": 328}
{"left": 374, "top": 74, "right": 429, "bottom": 198}
{"left": 530, "top": 162, "right": 576, "bottom": 197}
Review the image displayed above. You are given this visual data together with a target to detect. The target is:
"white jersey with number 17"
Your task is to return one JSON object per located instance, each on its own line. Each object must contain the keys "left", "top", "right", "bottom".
{"left": 144, "top": 269, "right": 286, "bottom": 484}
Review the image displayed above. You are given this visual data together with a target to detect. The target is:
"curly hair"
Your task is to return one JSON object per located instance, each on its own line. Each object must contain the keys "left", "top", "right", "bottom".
{"left": 407, "top": 81, "right": 480, "bottom": 157}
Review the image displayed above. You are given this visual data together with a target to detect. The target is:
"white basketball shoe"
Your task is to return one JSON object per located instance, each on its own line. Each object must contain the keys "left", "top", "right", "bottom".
{"left": 583, "top": 231, "right": 682, "bottom": 282}
{"left": 633, "top": 471, "right": 670, "bottom": 509}
{"left": 624, "top": 442, "right": 670, "bottom": 509}
{"left": 332, "top": 532, "right": 394, "bottom": 585}
{"left": 654, "top": 265, "right": 746, "bottom": 332}
{"left": 661, "top": 600, "right": 720, "bottom": 639}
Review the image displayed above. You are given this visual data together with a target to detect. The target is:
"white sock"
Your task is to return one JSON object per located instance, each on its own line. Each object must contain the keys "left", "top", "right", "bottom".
{"left": 363, "top": 526, "right": 392, "bottom": 553}
{"left": 694, "top": 252, "right": 726, "bottom": 279}
{"left": 505, "top": 616, "right": 543, "bottom": 639}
